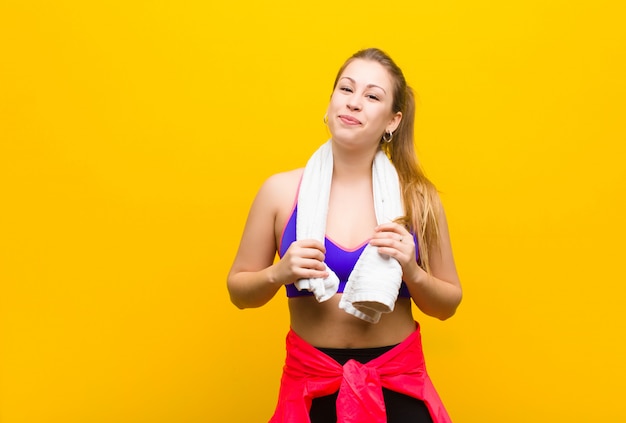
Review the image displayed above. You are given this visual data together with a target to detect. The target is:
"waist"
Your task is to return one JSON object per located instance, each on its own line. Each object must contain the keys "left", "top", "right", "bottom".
{"left": 315, "top": 344, "right": 399, "bottom": 365}
{"left": 288, "top": 296, "right": 416, "bottom": 348}
{"left": 286, "top": 280, "right": 411, "bottom": 298}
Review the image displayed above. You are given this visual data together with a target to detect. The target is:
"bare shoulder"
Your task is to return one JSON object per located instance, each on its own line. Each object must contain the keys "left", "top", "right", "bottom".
{"left": 258, "top": 168, "right": 304, "bottom": 207}
{"left": 244, "top": 168, "right": 303, "bottom": 245}
{"left": 432, "top": 191, "right": 446, "bottom": 219}
{"left": 263, "top": 168, "right": 303, "bottom": 189}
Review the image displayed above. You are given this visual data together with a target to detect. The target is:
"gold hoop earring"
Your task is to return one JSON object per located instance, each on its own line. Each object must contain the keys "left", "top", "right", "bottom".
{"left": 323, "top": 113, "right": 328, "bottom": 125}
{"left": 382, "top": 131, "right": 393, "bottom": 143}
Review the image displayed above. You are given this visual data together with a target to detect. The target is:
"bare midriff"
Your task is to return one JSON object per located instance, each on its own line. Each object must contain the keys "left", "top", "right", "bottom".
{"left": 288, "top": 295, "right": 416, "bottom": 348}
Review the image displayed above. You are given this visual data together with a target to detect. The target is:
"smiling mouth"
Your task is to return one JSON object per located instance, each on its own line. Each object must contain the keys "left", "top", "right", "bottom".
{"left": 338, "top": 115, "right": 362, "bottom": 125}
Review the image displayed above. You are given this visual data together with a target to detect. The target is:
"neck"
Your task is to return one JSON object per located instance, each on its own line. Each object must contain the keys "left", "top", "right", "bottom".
{"left": 331, "top": 142, "right": 379, "bottom": 182}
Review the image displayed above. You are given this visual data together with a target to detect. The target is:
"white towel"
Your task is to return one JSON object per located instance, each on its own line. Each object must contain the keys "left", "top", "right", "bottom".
{"left": 295, "top": 140, "right": 404, "bottom": 323}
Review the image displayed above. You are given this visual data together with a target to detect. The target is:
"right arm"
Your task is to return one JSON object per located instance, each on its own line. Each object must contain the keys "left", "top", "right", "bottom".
{"left": 227, "top": 173, "right": 328, "bottom": 309}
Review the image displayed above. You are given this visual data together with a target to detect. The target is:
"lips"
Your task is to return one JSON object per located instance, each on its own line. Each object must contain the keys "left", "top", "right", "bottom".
{"left": 338, "top": 115, "right": 362, "bottom": 125}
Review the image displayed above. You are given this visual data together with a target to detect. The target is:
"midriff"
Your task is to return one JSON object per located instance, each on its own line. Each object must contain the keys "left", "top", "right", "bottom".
{"left": 288, "top": 295, "right": 416, "bottom": 348}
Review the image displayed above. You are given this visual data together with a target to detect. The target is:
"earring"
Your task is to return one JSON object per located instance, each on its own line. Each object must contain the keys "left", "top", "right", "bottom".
{"left": 382, "top": 131, "right": 393, "bottom": 143}
{"left": 323, "top": 113, "right": 328, "bottom": 125}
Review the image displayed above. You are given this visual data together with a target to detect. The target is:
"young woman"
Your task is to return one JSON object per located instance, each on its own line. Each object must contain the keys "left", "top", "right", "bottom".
{"left": 227, "top": 48, "right": 462, "bottom": 423}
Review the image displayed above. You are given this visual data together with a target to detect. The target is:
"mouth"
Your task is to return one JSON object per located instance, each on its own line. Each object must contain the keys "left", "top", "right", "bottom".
{"left": 338, "top": 114, "right": 362, "bottom": 125}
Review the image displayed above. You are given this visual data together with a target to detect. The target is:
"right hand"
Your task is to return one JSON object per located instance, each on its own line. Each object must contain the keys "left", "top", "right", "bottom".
{"left": 271, "top": 239, "right": 328, "bottom": 285}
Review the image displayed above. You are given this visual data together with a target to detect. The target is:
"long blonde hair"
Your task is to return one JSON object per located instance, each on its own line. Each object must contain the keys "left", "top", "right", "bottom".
{"left": 333, "top": 48, "right": 441, "bottom": 272}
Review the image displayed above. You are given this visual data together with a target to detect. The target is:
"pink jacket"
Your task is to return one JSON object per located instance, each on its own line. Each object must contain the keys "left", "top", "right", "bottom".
{"left": 269, "top": 324, "right": 452, "bottom": 423}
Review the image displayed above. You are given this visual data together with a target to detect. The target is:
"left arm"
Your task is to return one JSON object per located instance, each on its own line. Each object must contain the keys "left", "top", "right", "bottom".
{"left": 369, "top": 203, "right": 462, "bottom": 320}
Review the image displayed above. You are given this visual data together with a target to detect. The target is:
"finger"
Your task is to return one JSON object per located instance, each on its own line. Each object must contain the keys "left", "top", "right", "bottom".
{"left": 293, "top": 261, "right": 329, "bottom": 279}
{"left": 374, "top": 223, "right": 411, "bottom": 241}
{"left": 286, "top": 243, "right": 326, "bottom": 260}
{"left": 370, "top": 233, "right": 406, "bottom": 247}
{"left": 300, "top": 258, "right": 327, "bottom": 271}
{"left": 295, "top": 239, "right": 326, "bottom": 253}
{"left": 375, "top": 246, "right": 403, "bottom": 260}
{"left": 371, "top": 238, "right": 415, "bottom": 261}
{"left": 375, "top": 222, "right": 404, "bottom": 232}
{"left": 297, "top": 247, "right": 325, "bottom": 262}
{"left": 298, "top": 269, "right": 329, "bottom": 280}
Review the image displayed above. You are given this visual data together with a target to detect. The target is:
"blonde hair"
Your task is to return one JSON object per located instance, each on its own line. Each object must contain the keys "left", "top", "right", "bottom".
{"left": 333, "top": 48, "right": 441, "bottom": 272}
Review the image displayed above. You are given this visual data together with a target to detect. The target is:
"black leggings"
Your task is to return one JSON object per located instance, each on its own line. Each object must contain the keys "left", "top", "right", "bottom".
{"left": 309, "top": 345, "right": 434, "bottom": 423}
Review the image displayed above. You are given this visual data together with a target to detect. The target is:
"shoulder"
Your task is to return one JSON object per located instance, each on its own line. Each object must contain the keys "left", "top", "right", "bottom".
{"left": 421, "top": 178, "right": 443, "bottom": 216}
{"left": 262, "top": 168, "right": 304, "bottom": 191}
{"left": 259, "top": 168, "right": 303, "bottom": 199}
{"left": 253, "top": 168, "right": 304, "bottom": 210}
{"left": 247, "top": 168, "right": 303, "bottom": 236}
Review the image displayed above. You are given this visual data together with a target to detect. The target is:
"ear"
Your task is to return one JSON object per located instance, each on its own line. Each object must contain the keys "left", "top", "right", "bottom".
{"left": 387, "top": 111, "right": 402, "bottom": 133}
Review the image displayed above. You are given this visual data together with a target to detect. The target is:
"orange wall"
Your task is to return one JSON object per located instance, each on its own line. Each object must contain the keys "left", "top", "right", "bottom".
{"left": 1, "top": 1, "right": 625, "bottom": 421}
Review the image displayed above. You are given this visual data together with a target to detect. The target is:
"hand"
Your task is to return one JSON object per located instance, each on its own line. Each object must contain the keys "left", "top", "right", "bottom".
{"left": 369, "top": 222, "right": 422, "bottom": 283}
{"left": 272, "top": 239, "right": 329, "bottom": 285}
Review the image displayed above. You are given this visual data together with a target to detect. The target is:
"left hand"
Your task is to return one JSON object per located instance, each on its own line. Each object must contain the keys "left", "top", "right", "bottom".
{"left": 369, "top": 222, "right": 422, "bottom": 283}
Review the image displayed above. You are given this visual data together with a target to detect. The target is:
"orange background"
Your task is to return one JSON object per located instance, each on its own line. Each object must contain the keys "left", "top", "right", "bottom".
{"left": 1, "top": 1, "right": 625, "bottom": 421}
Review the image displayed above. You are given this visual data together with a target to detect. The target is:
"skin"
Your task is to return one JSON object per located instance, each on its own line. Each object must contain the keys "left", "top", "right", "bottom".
{"left": 227, "top": 59, "right": 462, "bottom": 348}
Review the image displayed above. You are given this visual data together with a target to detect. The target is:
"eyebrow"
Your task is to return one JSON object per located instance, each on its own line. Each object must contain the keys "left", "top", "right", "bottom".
{"left": 339, "top": 77, "right": 387, "bottom": 94}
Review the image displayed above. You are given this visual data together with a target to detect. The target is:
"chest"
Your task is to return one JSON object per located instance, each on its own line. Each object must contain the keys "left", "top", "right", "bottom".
{"left": 325, "top": 182, "right": 377, "bottom": 249}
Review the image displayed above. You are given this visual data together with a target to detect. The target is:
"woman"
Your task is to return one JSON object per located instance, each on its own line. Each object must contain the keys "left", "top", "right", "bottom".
{"left": 227, "top": 48, "right": 462, "bottom": 423}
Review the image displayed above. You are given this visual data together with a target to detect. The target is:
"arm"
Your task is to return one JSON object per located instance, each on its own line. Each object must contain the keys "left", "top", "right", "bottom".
{"left": 227, "top": 174, "right": 328, "bottom": 309}
{"left": 369, "top": 199, "right": 462, "bottom": 320}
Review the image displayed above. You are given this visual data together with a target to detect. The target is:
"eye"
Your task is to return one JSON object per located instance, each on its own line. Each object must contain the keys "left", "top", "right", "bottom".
{"left": 339, "top": 86, "right": 353, "bottom": 93}
{"left": 366, "top": 94, "right": 380, "bottom": 101}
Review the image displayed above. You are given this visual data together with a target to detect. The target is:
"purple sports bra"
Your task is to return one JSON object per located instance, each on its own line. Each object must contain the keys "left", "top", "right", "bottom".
{"left": 278, "top": 205, "right": 415, "bottom": 298}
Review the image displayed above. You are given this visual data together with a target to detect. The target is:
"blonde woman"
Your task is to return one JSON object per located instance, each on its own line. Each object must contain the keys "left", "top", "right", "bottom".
{"left": 227, "top": 48, "right": 462, "bottom": 423}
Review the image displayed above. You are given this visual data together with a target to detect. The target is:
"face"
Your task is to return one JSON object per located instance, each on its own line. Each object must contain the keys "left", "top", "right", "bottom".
{"left": 326, "top": 59, "right": 402, "bottom": 149}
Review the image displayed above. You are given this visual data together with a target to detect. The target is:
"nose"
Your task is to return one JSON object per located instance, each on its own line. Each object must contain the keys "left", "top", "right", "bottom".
{"left": 346, "top": 95, "right": 362, "bottom": 111}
